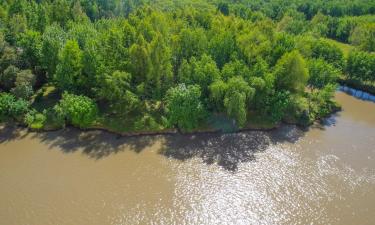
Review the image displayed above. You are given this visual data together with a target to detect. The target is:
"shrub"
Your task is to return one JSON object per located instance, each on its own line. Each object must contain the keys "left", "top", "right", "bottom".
{"left": 0, "top": 92, "right": 29, "bottom": 121}
{"left": 57, "top": 92, "right": 98, "bottom": 128}
{"left": 25, "top": 110, "right": 46, "bottom": 130}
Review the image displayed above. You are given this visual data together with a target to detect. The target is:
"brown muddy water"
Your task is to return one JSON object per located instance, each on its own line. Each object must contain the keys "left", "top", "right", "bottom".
{"left": 0, "top": 92, "right": 374, "bottom": 225}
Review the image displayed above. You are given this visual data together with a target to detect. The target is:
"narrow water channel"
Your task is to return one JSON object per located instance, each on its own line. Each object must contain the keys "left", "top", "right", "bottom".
{"left": 0, "top": 91, "right": 374, "bottom": 225}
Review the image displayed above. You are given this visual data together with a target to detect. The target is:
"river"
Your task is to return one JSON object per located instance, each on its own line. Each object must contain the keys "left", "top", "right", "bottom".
{"left": 0, "top": 91, "right": 374, "bottom": 225}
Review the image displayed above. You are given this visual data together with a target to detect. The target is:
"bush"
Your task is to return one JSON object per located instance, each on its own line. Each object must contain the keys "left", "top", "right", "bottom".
{"left": 25, "top": 110, "right": 46, "bottom": 130}
{"left": 133, "top": 114, "right": 161, "bottom": 131}
{"left": 346, "top": 50, "right": 375, "bottom": 83}
{"left": 0, "top": 92, "right": 29, "bottom": 121}
{"left": 165, "top": 84, "right": 206, "bottom": 131}
{"left": 57, "top": 92, "right": 98, "bottom": 128}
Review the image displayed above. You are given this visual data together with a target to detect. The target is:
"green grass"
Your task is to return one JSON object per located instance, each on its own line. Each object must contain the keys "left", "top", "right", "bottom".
{"left": 31, "top": 85, "right": 60, "bottom": 112}
{"left": 324, "top": 38, "right": 355, "bottom": 58}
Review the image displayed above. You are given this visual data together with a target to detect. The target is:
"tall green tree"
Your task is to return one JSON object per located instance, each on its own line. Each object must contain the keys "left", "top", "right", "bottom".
{"left": 165, "top": 84, "right": 206, "bottom": 131}
{"left": 55, "top": 40, "right": 83, "bottom": 92}
{"left": 274, "top": 50, "right": 309, "bottom": 93}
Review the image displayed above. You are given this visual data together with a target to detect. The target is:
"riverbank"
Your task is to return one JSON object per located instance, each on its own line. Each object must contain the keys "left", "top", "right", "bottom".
{"left": 339, "top": 78, "right": 375, "bottom": 96}
{"left": 1, "top": 91, "right": 375, "bottom": 225}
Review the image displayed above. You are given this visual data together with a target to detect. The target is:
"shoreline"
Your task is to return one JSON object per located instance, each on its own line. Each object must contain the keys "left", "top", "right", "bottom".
{"left": 8, "top": 88, "right": 374, "bottom": 138}
{"left": 339, "top": 79, "right": 375, "bottom": 97}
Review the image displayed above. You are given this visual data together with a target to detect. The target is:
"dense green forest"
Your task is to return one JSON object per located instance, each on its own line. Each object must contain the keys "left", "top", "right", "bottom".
{"left": 0, "top": 0, "right": 374, "bottom": 132}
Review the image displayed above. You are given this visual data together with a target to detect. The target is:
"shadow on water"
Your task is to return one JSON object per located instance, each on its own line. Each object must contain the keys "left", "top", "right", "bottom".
{"left": 309, "top": 112, "right": 340, "bottom": 131}
{"left": 1, "top": 123, "right": 308, "bottom": 171}
{"left": 0, "top": 124, "right": 28, "bottom": 144}
{"left": 27, "top": 128, "right": 158, "bottom": 159}
{"left": 160, "top": 125, "right": 306, "bottom": 171}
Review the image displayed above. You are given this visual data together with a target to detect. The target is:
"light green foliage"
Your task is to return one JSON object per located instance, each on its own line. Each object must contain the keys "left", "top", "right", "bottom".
{"left": 270, "top": 33, "right": 295, "bottom": 66}
{"left": 237, "top": 25, "right": 273, "bottom": 64}
{"left": 0, "top": 45, "right": 18, "bottom": 73}
{"left": 346, "top": 50, "right": 375, "bottom": 82}
{"left": 55, "top": 40, "right": 83, "bottom": 92}
{"left": 277, "top": 11, "right": 307, "bottom": 35}
{"left": 349, "top": 23, "right": 375, "bottom": 52}
{"left": 165, "top": 84, "right": 206, "bottom": 131}
{"left": 41, "top": 24, "right": 67, "bottom": 77}
{"left": 209, "top": 79, "right": 228, "bottom": 111}
{"left": 0, "top": 0, "right": 351, "bottom": 130}
{"left": 25, "top": 109, "right": 46, "bottom": 129}
{"left": 129, "top": 35, "right": 151, "bottom": 86}
{"left": 0, "top": 92, "right": 29, "bottom": 120}
{"left": 311, "top": 39, "right": 345, "bottom": 70}
{"left": 221, "top": 59, "right": 250, "bottom": 81}
{"left": 178, "top": 54, "right": 220, "bottom": 97}
{"left": 310, "top": 12, "right": 330, "bottom": 37}
{"left": 209, "top": 30, "right": 236, "bottom": 68}
{"left": 57, "top": 92, "right": 98, "bottom": 128}
{"left": 274, "top": 50, "right": 309, "bottom": 93}
{"left": 308, "top": 59, "right": 340, "bottom": 89}
{"left": 148, "top": 33, "right": 173, "bottom": 98}
{"left": 173, "top": 28, "right": 208, "bottom": 68}
{"left": 17, "top": 30, "right": 42, "bottom": 68}
{"left": 309, "top": 84, "right": 338, "bottom": 118}
{"left": 223, "top": 76, "right": 255, "bottom": 127}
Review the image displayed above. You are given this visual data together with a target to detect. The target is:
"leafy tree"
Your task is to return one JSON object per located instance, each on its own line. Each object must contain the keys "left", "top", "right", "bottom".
{"left": 270, "top": 33, "right": 295, "bottom": 66}
{"left": 349, "top": 23, "right": 375, "bottom": 52}
{"left": 41, "top": 24, "right": 67, "bottom": 78}
{"left": 262, "top": 91, "right": 291, "bottom": 123}
{"left": 173, "top": 28, "right": 208, "bottom": 69}
{"left": 311, "top": 39, "right": 344, "bottom": 70}
{"left": 0, "top": 45, "right": 18, "bottom": 73}
{"left": 57, "top": 92, "right": 98, "bottom": 128}
{"left": 209, "top": 30, "right": 236, "bottom": 68}
{"left": 55, "top": 40, "right": 83, "bottom": 92}
{"left": 99, "top": 70, "right": 139, "bottom": 113}
{"left": 129, "top": 35, "right": 151, "bottom": 87}
{"left": 12, "top": 69, "right": 35, "bottom": 98}
{"left": 347, "top": 50, "right": 375, "bottom": 82}
{"left": 308, "top": 59, "right": 340, "bottom": 89}
{"left": 237, "top": 24, "right": 273, "bottom": 65}
{"left": 165, "top": 84, "right": 205, "bottom": 131}
{"left": 5, "top": 14, "right": 27, "bottom": 44}
{"left": 178, "top": 54, "right": 220, "bottom": 97}
{"left": 209, "top": 79, "right": 228, "bottom": 111}
{"left": 274, "top": 50, "right": 309, "bottom": 93}
{"left": 17, "top": 29, "right": 42, "bottom": 69}
{"left": 0, "top": 92, "right": 29, "bottom": 120}
{"left": 148, "top": 33, "right": 173, "bottom": 98}
{"left": 223, "top": 76, "right": 255, "bottom": 127}
{"left": 221, "top": 59, "right": 250, "bottom": 81}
